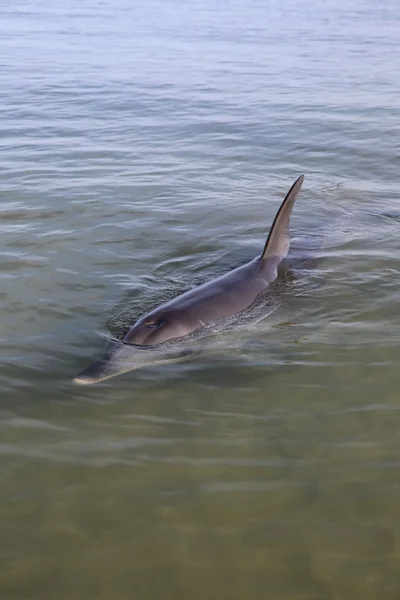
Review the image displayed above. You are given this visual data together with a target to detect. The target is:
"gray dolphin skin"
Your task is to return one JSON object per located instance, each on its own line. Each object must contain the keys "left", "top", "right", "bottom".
{"left": 74, "top": 175, "right": 304, "bottom": 385}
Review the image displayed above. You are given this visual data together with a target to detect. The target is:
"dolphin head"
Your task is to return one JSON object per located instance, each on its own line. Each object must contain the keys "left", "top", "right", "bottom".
{"left": 122, "top": 308, "right": 193, "bottom": 346}
{"left": 73, "top": 306, "right": 198, "bottom": 385}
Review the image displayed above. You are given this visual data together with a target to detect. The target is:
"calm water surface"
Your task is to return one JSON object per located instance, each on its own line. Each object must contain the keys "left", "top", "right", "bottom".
{"left": 1, "top": 0, "right": 400, "bottom": 598}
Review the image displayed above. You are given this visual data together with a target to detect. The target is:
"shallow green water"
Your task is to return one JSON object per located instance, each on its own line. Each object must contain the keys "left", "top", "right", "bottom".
{"left": 1, "top": 0, "right": 400, "bottom": 598}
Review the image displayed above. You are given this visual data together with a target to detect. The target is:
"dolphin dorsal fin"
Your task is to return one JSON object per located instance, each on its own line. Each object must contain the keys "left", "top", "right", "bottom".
{"left": 260, "top": 175, "right": 304, "bottom": 263}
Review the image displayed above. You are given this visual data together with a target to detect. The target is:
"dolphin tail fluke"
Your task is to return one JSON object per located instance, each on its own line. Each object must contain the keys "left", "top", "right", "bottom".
{"left": 261, "top": 174, "right": 304, "bottom": 263}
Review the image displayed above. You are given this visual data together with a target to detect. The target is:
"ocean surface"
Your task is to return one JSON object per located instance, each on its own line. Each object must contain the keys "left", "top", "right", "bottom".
{"left": 1, "top": 0, "right": 400, "bottom": 598}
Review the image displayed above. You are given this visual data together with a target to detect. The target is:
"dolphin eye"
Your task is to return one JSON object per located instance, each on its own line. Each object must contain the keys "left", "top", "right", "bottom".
{"left": 144, "top": 319, "right": 163, "bottom": 330}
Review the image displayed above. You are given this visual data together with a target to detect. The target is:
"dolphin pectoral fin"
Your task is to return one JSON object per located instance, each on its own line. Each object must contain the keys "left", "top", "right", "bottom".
{"left": 261, "top": 175, "right": 304, "bottom": 263}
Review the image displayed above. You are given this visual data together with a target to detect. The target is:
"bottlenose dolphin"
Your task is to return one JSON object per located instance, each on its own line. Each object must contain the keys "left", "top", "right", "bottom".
{"left": 74, "top": 175, "right": 305, "bottom": 385}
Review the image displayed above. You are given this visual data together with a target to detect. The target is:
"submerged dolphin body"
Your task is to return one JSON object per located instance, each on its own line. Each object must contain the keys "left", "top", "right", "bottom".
{"left": 74, "top": 175, "right": 305, "bottom": 385}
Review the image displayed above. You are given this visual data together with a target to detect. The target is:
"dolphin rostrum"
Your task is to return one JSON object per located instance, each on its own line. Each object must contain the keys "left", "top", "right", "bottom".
{"left": 74, "top": 175, "right": 304, "bottom": 385}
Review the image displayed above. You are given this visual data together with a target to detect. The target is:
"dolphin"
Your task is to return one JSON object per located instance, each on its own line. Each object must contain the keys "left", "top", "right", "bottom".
{"left": 74, "top": 175, "right": 305, "bottom": 385}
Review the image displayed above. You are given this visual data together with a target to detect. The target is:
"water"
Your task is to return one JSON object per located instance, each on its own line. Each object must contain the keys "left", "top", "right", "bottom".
{"left": 1, "top": 0, "right": 400, "bottom": 597}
